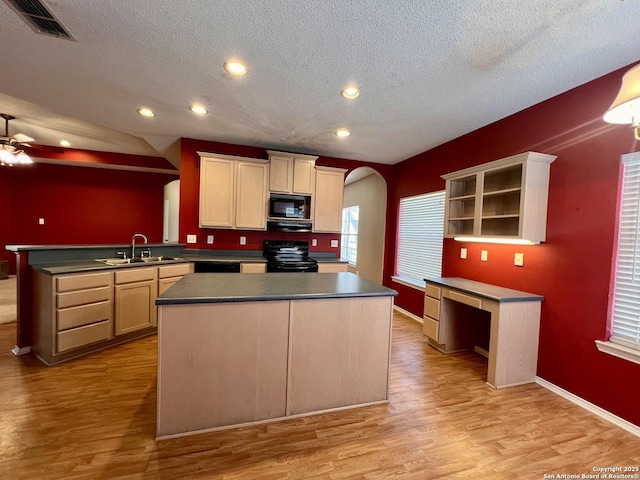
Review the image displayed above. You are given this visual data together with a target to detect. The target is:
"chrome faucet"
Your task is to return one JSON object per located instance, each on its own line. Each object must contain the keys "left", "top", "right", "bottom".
{"left": 131, "top": 233, "right": 148, "bottom": 259}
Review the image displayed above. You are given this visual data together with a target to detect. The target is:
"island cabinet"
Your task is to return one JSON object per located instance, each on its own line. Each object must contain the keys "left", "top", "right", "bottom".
{"left": 199, "top": 152, "right": 269, "bottom": 230}
{"left": 313, "top": 166, "right": 347, "bottom": 233}
{"left": 32, "top": 270, "right": 114, "bottom": 364}
{"left": 114, "top": 267, "right": 157, "bottom": 335}
{"left": 443, "top": 151, "right": 556, "bottom": 243}
{"left": 267, "top": 150, "right": 318, "bottom": 194}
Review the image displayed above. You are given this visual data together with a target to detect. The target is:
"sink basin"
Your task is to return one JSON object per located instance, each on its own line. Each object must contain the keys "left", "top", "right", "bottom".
{"left": 140, "top": 256, "right": 181, "bottom": 262}
{"left": 94, "top": 256, "right": 182, "bottom": 266}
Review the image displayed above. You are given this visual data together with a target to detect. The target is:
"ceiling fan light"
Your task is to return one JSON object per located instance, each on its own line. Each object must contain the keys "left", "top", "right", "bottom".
{"left": 0, "top": 149, "right": 15, "bottom": 165}
{"left": 604, "top": 63, "right": 640, "bottom": 125}
{"left": 15, "top": 151, "right": 33, "bottom": 164}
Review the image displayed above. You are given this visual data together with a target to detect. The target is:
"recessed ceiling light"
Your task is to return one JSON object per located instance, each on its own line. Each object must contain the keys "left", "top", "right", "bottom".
{"left": 335, "top": 129, "right": 351, "bottom": 137}
{"left": 59, "top": 140, "right": 71, "bottom": 147}
{"left": 190, "top": 104, "right": 208, "bottom": 115}
{"left": 341, "top": 85, "right": 360, "bottom": 99}
{"left": 137, "top": 107, "right": 156, "bottom": 117}
{"left": 224, "top": 61, "right": 247, "bottom": 76}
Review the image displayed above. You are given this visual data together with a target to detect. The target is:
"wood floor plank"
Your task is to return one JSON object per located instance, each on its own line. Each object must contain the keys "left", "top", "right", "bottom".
{"left": 1, "top": 312, "right": 639, "bottom": 479}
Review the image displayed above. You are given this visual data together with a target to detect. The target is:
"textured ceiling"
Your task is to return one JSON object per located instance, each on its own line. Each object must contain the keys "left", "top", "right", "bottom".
{"left": 1, "top": 0, "right": 639, "bottom": 166}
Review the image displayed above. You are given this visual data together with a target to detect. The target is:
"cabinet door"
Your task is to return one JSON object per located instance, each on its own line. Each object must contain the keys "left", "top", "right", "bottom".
{"left": 115, "top": 280, "right": 157, "bottom": 335}
{"left": 235, "top": 161, "right": 268, "bottom": 230}
{"left": 158, "top": 276, "right": 181, "bottom": 296}
{"left": 269, "top": 155, "right": 293, "bottom": 193}
{"left": 313, "top": 167, "right": 346, "bottom": 233}
{"left": 200, "top": 157, "right": 235, "bottom": 228}
{"left": 292, "top": 158, "right": 316, "bottom": 194}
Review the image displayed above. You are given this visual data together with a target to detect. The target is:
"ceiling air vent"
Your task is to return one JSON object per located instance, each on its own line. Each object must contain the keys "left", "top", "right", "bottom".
{"left": 3, "top": 0, "right": 74, "bottom": 40}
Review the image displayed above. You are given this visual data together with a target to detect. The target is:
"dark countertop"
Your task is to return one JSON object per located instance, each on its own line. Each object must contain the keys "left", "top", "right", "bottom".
{"left": 156, "top": 272, "right": 397, "bottom": 305}
{"left": 424, "top": 277, "right": 543, "bottom": 303}
{"left": 36, "top": 258, "right": 191, "bottom": 275}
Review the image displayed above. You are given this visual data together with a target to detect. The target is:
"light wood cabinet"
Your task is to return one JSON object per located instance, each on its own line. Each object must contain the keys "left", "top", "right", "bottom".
{"left": 317, "top": 263, "right": 348, "bottom": 273}
{"left": 443, "top": 151, "right": 556, "bottom": 243}
{"left": 199, "top": 152, "right": 268, "bottom": 230}
{"left": 114, "top": 267, "right": 157, "bottom": 335}
{"left": 313, "top": 166, "right": 347, "bottom": 233}
{"left": 240, "top": 263, "right": 266, "bottom": 273}
{"left": 158, "top": 263, "right": 193, "bottom": 295}
{"left": 423, "top": 283, "right": 441, "bottom": 342}
{"left": 267, "top": 151, "right": 318, "bottom": 194}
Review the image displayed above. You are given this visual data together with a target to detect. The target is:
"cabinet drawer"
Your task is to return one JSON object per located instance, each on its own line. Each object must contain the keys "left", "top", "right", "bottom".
{"left": 58, "top": 301, "right": 111, "bottom": 331}
{"left": 57, "top": 272, "right": 112, "bottom": 293}
{"left": 423, "top": 316, "right": 439, "bottom": 342}
{"left": 317, "top": 263, "right": 348, "bottom": 273}
{"left": 57, "top": 321, "right": 111, "bottom": 353}
{"left": 425, "top": 283, "right": 441, "bottom": 299}
{"left": 57, "top": 286, "right": 111, "bottom": 309}
{"left": 158, "top": 263, "right": 192, "bottom": 279}
{"left": 115, "top": 267, "right": 156, "bottom": 284}
{"left": 240, "top": 263, "right": 266, "bottom": 273}
{"left": 423, "top": 296, "right": 440, "bottom": 320}
{"left": 444, "top": 289, "right": 483, "bottom": 309}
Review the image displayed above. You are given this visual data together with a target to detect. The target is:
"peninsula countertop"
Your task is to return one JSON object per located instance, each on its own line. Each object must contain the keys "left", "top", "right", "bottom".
{"left": 156, "top": 272, "right": 397, "bottom": 305}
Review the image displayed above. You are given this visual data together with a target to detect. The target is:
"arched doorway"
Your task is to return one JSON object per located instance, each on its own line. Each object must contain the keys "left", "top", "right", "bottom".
{"left": 343, "top": 167, "right": 387, "bottom": 283}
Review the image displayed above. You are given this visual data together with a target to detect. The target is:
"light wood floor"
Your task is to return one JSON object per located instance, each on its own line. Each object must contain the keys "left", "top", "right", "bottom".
{"left": 0, "top": 312, "right": 638, "bottom": 480}
{"left": 0, "top": 275, "right": 17, "bottom": 325}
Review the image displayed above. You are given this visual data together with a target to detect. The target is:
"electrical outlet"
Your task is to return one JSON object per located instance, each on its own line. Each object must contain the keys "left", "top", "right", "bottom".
{"left": 481, "top": 250, "right": 488, "bottom": 262}
{"left": 240, "top": 236, "right": 247, "bottom": 245}
{"left": 460, "top": 248, "right": 467, "bottom": 259}
{"left": 38, "top": 217, "right": 45, "bottom": 225}
{"left": 514, "top": 252, "right": 524, "bottom": 267}
{"left": 207, "top": 235, "right": 214, "bottom": 244}
{"left": 312, "top": 238, "right": 318, "bottom": 247}
{"left": 187, "top": 234, "right": 197, "bottom": 244}
{"left": 331, "top": 240, "right": 338, "bottom": 248}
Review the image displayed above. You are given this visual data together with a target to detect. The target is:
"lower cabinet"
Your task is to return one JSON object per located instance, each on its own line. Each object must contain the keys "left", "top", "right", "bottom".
{"left": 317, "top": 263, "right": 348, "bottom": 273}
{"left": 158, "top": 263, "right": 194, "bottom": 295}
{"left": 423, "top": 283, "right": 441, "bottom": 342}
{"left": 114, "top": 267, "right": 157, "bottom": 335}
{"left": 240, "top": 262, "right": 266, "bottom": 273}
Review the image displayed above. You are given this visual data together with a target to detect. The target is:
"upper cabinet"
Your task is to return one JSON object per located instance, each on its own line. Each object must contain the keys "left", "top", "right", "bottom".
{"left": 443, "top": 151, "right": 556, "bottom": 243}
{"left": 313, "top": 166, "right": 348, "bottom": 233}
{"left": 199, "top": 152, "right": 269, "bottom": 230}
{"left": 267, "top": 151, "right": 318, "bottom": 195}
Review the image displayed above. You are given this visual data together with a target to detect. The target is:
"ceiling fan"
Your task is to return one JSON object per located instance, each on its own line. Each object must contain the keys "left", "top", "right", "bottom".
{"left": 1, "top": 113, "right": 34, "bottom": 166}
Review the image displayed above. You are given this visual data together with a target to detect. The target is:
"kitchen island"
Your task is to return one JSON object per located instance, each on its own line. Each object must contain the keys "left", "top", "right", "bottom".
{"left": 155, "top": 272, "right": 397, "bottom": 439}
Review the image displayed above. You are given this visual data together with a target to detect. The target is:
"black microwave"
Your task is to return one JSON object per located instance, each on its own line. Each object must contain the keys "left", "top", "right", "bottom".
{"left": 269, "top": 194, "right": 311, "bottom": 220}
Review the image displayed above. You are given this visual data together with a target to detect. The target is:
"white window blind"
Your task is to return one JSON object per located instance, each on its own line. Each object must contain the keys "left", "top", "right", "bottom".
{"left": 611, "top": 154, "right": 640, "bottom": 351}
{"left": 341, "top": 206, "right": 359, "bottom": 264}
{"left": 396, "top": 191, "right": 445, "bottom": 283}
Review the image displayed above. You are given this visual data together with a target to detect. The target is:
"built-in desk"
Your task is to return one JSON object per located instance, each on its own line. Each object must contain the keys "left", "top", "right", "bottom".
{"left": 423, "top": 277, "right": 543, "bottom": 389}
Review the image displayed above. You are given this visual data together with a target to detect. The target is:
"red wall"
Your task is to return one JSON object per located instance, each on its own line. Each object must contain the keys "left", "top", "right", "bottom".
{"left": 1, "top": 151, "right": 176, "bottom": 274}
{"left": 178, "top": 138, "right": 394, "bottom": 253}
{"left": 389, "top": 63, "right": 640, "bottom": 426}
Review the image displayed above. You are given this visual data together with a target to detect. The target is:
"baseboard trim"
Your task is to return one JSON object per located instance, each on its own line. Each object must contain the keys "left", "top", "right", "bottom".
{"left": 393, "top": 305, "right": 422, "bottom": 324}
{"left": 12, "top": 345, "right": 31, "bottom": 356}
{"left": 535, "top": 376, "right": 640, "bottom": 438}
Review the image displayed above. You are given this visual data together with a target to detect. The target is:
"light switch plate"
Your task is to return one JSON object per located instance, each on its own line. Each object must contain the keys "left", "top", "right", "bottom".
{"left": 331, "top": 240, "right": 339, "bottom": 248}
{"left": 240, "top": 236, "right": 247, "bottom": 245}
{"left": 207, "top": 235, "right": 214, "bottom": 244}
{"left": 460, "top": 247, "right": 467, "bottom": 259}
{"left": 187, "top": 234, "right": 197, "bottom": 244}
{"left": 38, "top": 217, "right": 45, "bottom": 225}
{"left": 312, "top": 238, "right": 318, "bottom": 247}
{"left": 514, "top": 252, "right": 524, "bottom": 267}
{"left": 481, "top": 250, "right": 488, "bottom": 261}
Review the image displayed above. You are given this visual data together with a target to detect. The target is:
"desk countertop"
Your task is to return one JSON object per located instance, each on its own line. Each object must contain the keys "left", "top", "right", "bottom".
{"left": 424, "top": 277, "right": 543, "bottom": 303}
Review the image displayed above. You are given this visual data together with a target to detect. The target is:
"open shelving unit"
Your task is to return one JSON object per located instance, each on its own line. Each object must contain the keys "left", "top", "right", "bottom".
{"left": 443, "top": 152, "right": 556, "bottom": 243}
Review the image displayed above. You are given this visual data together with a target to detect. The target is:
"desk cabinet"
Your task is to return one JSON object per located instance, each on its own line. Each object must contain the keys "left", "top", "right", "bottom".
{"left": 424, "top": 278, "right": 542, "bottom": 389}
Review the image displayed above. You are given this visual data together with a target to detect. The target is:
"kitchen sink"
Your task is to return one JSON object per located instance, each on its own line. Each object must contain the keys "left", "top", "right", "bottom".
{"left": 94, "top": 256, "right": 182, "bottom": 266}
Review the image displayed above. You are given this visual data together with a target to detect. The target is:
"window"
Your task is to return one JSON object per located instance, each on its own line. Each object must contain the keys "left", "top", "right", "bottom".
{"left": 341, "top": 206, "right": 359, "bottom": 264}
{"left": 600, "top": 152, "right": 640, "bottom": 364}
{"left": 396, "top": 191, "right": 445, "bottom": 284}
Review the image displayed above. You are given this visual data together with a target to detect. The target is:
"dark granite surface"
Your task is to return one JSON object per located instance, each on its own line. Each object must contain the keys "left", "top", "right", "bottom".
{"left": 36, "top": 258, "right": 191, "bottom": 275}
{"left": 424, "top": 277, "right": 543, "bottom": 303}
{"left": 156, "top": 272, "right": 397, "bottom": 305}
